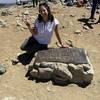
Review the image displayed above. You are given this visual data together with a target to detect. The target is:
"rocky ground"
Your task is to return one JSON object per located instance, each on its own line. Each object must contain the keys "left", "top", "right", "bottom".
{"left": 0, "top": 2, "right": 100, "bottom": 100}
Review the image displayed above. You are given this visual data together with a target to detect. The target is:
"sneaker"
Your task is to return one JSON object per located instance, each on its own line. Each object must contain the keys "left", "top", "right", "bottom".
{"left": 11, "top": 59, "right": 19, "bottom": 65}
{"left": 88, "top": 18, "right": 96, "bottom": 23}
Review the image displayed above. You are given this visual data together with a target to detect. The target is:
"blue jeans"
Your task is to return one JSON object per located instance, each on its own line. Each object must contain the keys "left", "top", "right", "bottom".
{"left": 90, "top": 0, "right": 98, "bottom": 19}
{"left": 20, "top": 36, "right": 48, "bottom": 54}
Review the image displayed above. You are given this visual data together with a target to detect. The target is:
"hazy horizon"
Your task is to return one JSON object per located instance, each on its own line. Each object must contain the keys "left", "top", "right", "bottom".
{"left": 0, "top": 0, "right": 30, "bottom": 4}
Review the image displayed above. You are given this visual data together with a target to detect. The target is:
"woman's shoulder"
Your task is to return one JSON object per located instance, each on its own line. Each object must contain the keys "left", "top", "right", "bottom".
{"left": 54, "top": 18, "right": 59, "bottom": 21}
{"left": 53, "top": 18, "right": 59, "bottom": 25}
{"left": 34, "top": 17, "right": 40, "bottom": 25}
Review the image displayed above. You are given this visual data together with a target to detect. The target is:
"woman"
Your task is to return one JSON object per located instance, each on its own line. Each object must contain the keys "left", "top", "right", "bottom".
{"left": 21, "top": 2, "right": 67, "bottom": 54}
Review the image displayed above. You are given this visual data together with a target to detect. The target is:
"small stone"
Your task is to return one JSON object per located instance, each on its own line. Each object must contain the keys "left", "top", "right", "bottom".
{"left": 21, "top": 28, "right": 24, "bottom": 31}
{"left": 0, "top": 20, "right": 7, "bottom": 28}
{"left": 61, "top": 14, "right": 64, "bottom": 16}
{"left": 70, "top": 14, "right": 75, "bottom": 17}
{"left": 82, "top": 14, "right": 86, "bottom": 18}
{"left": 46, "top": 86, "right": 51, "bottom": 92}
{"left": 23, "top": 10, "right": 29, "bottom": 15}
{"left": 23, "top": 26, "right": 28, "bottom": 29}
{"left": 40, "top": 62, "right": 56, "bottom": 69}
{"left": 68, "top": 63, "right": 77, "bottom": 70}
{"left": 1, "top": 11, "right": 8, "bottom": 16}
{"left": 0, "top": 64, "right": 6, "bottom": 74}
{"left": 86, "top": 6, "right": 91, "bottom": 10}
{"left": 1, "top": 9, "right": 13, "bottom": 16}
{"left": 69, "top": 21, "right": 73, "bottom": 26}
{"left": 74, "top": 30, "right": 81, "bottom": 34}
{"left": 38, "top": 67, "right": 53, "bottom": 79}
{"left": 83, "top": 25, "right": 89, "bottom": 30}
{"left": 53, "top": 63, "right": 72, "bottom": 81}
{"left": 30, "top": 69, "right": 38, "bottom": 78}
{"left": 17, "top": 21, "right": 22, "bottom": 26}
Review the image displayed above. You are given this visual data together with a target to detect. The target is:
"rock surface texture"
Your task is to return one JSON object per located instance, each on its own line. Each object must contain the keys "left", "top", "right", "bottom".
{"left": 28, "top": 47, "right": 94, "bottom": 86}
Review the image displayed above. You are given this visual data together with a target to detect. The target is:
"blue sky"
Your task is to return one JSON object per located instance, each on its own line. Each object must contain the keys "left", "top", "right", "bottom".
{"left": 0, "top": 0, "right": 16, "bottom": 4}
{"left": 0, "top": 0, "right": 29, "bottom": 4}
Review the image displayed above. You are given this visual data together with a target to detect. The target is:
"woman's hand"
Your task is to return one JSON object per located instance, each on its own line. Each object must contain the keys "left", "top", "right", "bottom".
{"left": 31, "top": 26, "right": 38, "bottom": 35}
{"left": 61, "top": 43, "right": 69, "bottom": 48}
{"left": 22, "top": 15, "right": 31, "bottom": 27}
{"left": 56, "top": 42, "right": 72, "bottom": 48}
{"left": 22, "top": 15, "right": 37, "bottom": 35}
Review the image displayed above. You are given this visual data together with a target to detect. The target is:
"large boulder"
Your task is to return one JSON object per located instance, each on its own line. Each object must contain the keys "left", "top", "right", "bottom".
{"left": 28, "top": 47, "right": 94, "bottom": 86}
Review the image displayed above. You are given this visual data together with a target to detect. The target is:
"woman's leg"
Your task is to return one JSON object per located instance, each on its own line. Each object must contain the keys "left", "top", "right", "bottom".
{"left": 20, "top": 36, "right": 48, "bottom": 54}
{"left": 32, "top": 0, "right": 35, "bottom": 7}
{"left": 36, "top": 0, "right": 38, "bottom": 6}
{"left": 20, "top": 36, "right": 35, "bottom": 51}
{"left": 90, "top": 0, "right": 98, "bottom": 19}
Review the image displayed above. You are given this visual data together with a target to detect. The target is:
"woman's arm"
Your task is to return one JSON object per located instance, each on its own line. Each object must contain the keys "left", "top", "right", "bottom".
{"left": 23, "top": 16, "right": 37, "bottom": 35}
{"left": 54, "top": 25, "right": 64, "bottom": 47}
{"left": 27, "top": 24, "right": 37, "bottom": 35}
{"left": 54, "top": 25, "right": 69, "bottom": 48}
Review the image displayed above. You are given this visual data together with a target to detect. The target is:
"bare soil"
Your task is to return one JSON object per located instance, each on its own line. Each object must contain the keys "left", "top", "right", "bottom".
{"left": 0, "top": 3, "right": 100, "bottom": 100}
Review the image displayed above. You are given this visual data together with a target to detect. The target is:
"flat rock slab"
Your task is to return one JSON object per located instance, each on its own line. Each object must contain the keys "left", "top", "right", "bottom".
{"left": 35, "top": 47, "right": 88, "bottom": 64}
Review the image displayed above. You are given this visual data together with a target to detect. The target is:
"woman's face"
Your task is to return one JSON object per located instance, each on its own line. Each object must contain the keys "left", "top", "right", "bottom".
{"left": 39, "top": 5, "right": 48, "bottom": 20}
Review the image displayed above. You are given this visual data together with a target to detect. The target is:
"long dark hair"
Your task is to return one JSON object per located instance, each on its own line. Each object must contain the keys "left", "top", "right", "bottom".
{"left": 38, "top": 3, "right": 54, "bottom": 22}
